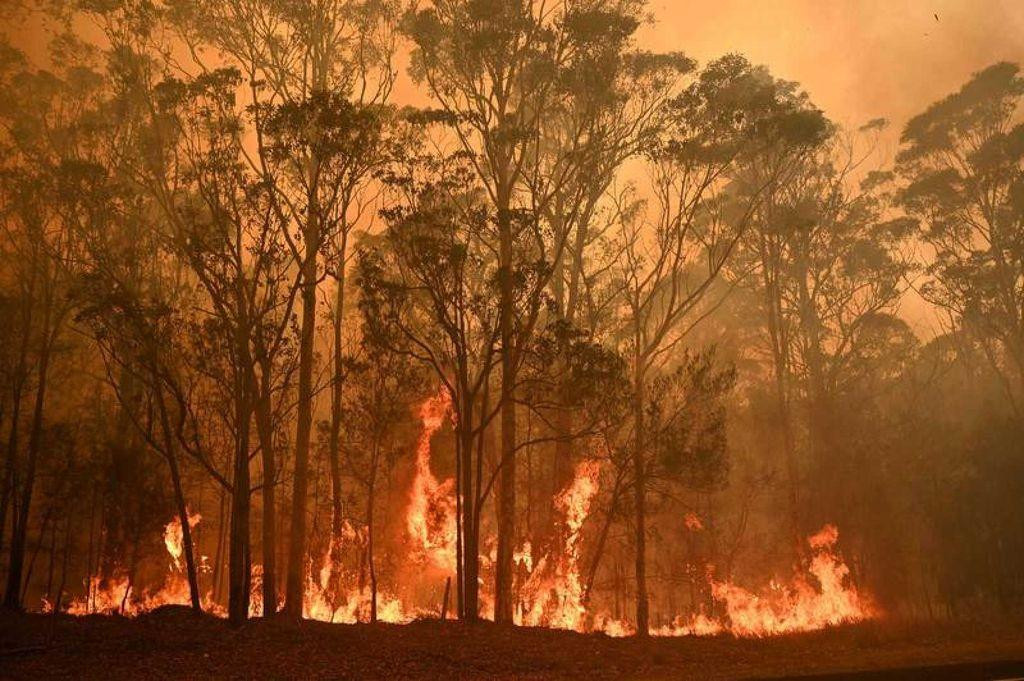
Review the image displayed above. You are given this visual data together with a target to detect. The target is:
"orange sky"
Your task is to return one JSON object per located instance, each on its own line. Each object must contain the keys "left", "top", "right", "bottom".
{"left": 641, "top": 0, "right": 1024, "bottom": 336}
{"left": 644, "top": 0, "right": 1024, "bottom": 130}
{"left": 8, "top": 1, "right": 1023, "bottom": 134}
{"left": 6, "top": 1, "right": 1024, "bottom": 335}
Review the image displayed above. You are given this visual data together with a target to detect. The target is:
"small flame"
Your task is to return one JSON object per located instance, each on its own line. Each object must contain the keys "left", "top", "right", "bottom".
{"left": 164, "top": 509, "right": 201, "bottom": 572}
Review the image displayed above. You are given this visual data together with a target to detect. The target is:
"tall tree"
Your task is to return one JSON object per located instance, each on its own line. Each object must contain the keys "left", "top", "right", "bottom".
{"left": 609, "top": 54, "right": 829, "bottom": 635}
{"left": 737, "top": 124, "right": 914, "bottom": 535}
{"left": 361, "top": 138, "right": 500, "bottom": 620}
{"left": 897, "top": 61, "right": 1024, "bottom": 418}
{"left": 404, "top": 0, "right": 683, "bottom": 622}
{"left": 167, "top": 0, "right": 400, "bottom": 617}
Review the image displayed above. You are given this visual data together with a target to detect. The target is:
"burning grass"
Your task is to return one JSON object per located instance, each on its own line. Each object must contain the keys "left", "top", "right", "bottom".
{"left": 54, "top": 395, "right": 874, "bottom": 638}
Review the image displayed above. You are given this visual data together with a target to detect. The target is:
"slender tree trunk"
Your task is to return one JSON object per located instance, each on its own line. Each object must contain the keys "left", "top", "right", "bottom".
{"left": 548, "top": 215, "right": 574, "bottom": 542}
{"left": 120, "top": 517, "right": 141, "bottom": 615}
{"left": 583, "top": 472, "right": 623, "bottom": 608}
{"left": 212, "top": 486, "right": 226, "bottom": 606}
{"left": 44, "top": 512, "right": 57, "bottom": 605}
{"left": 0, "top": 319, "right": 31, "bottom": 569}
{"left": 155, "top": 387, "right": 202, "bottom": 614}
{"left": 328, "top": 249, "right": 347, "bottom": 600}
{"left": 760, "top": 240, "right": 802, "bottom": 552}
{"left": 253, "top": 370, "right": 277, "bottom": 617}
{"left": 0, "top": 393, "right": 21, "bottom": 564}
{"left": 796, "top": 254, "right": 831, "bottom": 523}
{"left": 454, "top": 394, "right": 464, "bottom": 619}
{"left": 495, "top": 198, "right": 516, "bottom": 624}
{"left": 4, "top": 312, "right": 52, "bottom": 609}
{"left": 229, "top": 363, "right": 253, "bottom": 625}
{"left": 85, "top": 483, "right": 97, "bottom": 612}
{"left": 460, "top": 390, "right": 479, "bottom": 621}
{"left": 0, "top": 289, "right": 33, "bottom": 563}
{"left": 632, "top": 355, "right": 649, "bottom": 637}
{"left": 367, "top": 457, "right": 377, "bottom": 624}
{"left": 20, "top": 505, "right": 53, "bottom": 603}
{"left": 55, "top": 515, "right": 70, "bottom": 613}
{"left": 286, "top": 214, "right": 320, "bottom": 618}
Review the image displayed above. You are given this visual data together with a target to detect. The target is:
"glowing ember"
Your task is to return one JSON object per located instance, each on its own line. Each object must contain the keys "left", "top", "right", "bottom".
{"left": 684, "top": 512, "right": 703, "bottom": 531}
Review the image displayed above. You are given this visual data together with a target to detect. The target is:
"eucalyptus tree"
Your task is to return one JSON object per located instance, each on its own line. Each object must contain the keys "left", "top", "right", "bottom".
{"left": 359, "top": 133, "right": 500, "bottom": 620}
{"left": 166, "top": 0, "right": 402, "bottom": 616}
{"left": 339, "top": 335, "right": 425, "bottom": 623}
{"left": 738, "top": 126, "right": 914, "bottom": 538}
{"left": 404, "top": 0, "right": 692, "bottom": 622}
{"left": 897, "top": 61, "right": 1024, "bottom": 419}
{"left": 532, "top": 27, "right": 694, "bottom": 540}
{"left": 608, "top": 54, "right": 829, "bottom": 635}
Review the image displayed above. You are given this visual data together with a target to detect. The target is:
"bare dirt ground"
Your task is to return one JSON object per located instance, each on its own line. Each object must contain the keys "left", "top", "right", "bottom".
{"left": 1, "top": 608, "right": 1023, "bottom": 680}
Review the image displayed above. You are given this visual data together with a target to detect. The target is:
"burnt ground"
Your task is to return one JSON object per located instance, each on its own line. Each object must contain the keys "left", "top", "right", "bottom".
{"left": 1, "top": 608, "right": 1023, "bottom": 680}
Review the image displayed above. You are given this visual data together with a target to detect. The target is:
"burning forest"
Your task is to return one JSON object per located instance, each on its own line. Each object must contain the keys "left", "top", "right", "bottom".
{"left": 61, "top": 399, "right": 873, "bottom": 637}
{"left": 1, "top": 1, "right": 1024, "bottom": 679}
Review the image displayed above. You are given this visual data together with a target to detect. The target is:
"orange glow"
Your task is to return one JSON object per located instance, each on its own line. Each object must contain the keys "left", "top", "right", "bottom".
{"left": 56, "top": 402, "right": 876, "bottom": 638}
{"left": 596, "top": 524, "right": 875, "bottom": 638}
{"left": 406, "top": 389, "right": 457, "bottom": 574}
{"left": 516, "top": 459, "right": 601, "bottom": 630}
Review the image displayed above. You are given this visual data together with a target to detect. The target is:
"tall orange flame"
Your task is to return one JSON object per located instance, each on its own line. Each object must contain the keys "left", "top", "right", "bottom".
{"left": 55, "top": 396, "right": 877, "bottom": 638}
{"left": 164, "top": 509, "right": 201, "bottom": 572}
{"left": 406, "top": 389, "right": 457, "bottom": 574}
{"left": 517, "top": 459, "right": 601, "bottom": 630}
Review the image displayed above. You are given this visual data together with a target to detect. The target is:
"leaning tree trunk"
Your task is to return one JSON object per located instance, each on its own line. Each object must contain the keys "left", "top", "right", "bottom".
{"left": 583, "top": 471, "right": 624, "bottom": 610}
{"left": 155, "top": 387, "right": 202, "bottom": 614}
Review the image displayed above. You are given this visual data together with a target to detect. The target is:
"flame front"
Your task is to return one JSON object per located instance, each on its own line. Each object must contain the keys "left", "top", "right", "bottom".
{"left": 57, "top": 395, "right": 877, "bottom": 637}
{"left": 639, "top": 523, "right": 874, "bottom": 638}
{"left": 67, "top": 511, "right": 211, "bottom": 616}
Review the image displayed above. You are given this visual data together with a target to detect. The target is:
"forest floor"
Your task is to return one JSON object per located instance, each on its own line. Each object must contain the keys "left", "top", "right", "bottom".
{"left": 2, "top": 608, "right": 1024, "bottom": 680}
